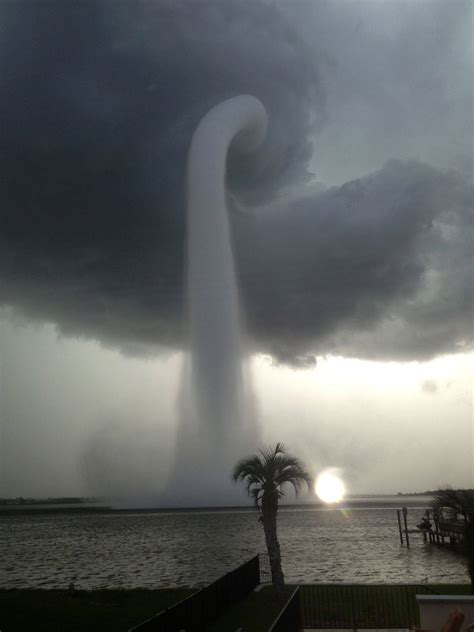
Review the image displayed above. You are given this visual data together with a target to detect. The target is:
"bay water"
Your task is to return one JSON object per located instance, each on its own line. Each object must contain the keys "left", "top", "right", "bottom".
{"left": 1, "top": 498, "right": 468, "bottom": 589}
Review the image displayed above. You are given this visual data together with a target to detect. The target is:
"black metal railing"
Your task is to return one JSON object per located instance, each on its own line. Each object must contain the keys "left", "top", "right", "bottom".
{"left": 300, "top": 584, "right": 438, "bottom": 629}
{"left": 259, "top": 551, "right": 272, "bottom": 582}
{"left": 269, "top": 587, "right": 302, "bottom": 632}
{"left": 129, "top": 555, "right": 260, "bottom": 631}
{"left": 259, "top": 551, "right": 290, "bottom": 585}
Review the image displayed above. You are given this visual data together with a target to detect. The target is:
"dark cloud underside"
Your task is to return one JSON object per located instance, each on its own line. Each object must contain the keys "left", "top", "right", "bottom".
{"left": 0, "top": 1, "right": 472, "bottom": 363}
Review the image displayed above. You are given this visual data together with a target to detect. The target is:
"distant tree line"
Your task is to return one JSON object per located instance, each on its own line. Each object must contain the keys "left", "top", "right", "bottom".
{"left": 396, "top": 489, "right": 473, "bottom": 496}
{"left": 0, "top": 497, "right": 99, "bottom": 506}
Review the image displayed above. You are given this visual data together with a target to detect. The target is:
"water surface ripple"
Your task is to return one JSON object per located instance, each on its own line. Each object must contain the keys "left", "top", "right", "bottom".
{"left": 1, "top": 506, "right": 468, "bottom": 588}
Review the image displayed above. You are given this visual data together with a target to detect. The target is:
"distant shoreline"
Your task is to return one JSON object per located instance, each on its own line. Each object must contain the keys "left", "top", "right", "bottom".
{"left": 0, "top": 491, "right": 438, "bottom": 506}
{"left": 0, "top": 495, "right": 433, "bottom": 516}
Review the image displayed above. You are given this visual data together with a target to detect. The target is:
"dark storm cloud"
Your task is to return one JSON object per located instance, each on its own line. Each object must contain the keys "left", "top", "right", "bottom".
{"left": 289, "top": 0, "right": 473, "bottom": 184}
{"left": 0, "top": 1, "right": 472, "bottom": 363}
{"left": 238, "top": 160, "right": 472, "bottom": 364}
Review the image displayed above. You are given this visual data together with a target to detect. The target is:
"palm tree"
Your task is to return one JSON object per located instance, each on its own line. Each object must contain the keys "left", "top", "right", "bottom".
{"left": 232, "top": 442, "right": 312, "bottom": 599}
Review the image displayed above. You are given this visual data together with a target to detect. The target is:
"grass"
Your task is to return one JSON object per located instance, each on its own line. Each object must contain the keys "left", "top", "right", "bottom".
{"left": 430, "top": 584, "right": 472, "bottom": 594}
{"left": 207, "top": 585, "right": 295, "bottom": 632}
{"left": 0, "top": 588, "right": 194, "bottom": 632}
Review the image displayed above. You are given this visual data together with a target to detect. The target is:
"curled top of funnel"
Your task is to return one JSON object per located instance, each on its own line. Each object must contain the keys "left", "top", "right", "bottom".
{"left": 188, "top": 95, "right": 268, "bottom": 163}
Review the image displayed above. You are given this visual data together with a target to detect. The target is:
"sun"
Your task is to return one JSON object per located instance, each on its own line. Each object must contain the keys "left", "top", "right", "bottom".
{"left": 315, "top": 469, "right": 346, "bottom": 503}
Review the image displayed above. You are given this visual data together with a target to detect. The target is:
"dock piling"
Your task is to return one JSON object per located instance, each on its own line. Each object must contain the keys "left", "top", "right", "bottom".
{"left": 402, "top": 507, "right": 410, "bottom": 547}
{"left": 397, "top": 509, "right": 404, "bottom": 545}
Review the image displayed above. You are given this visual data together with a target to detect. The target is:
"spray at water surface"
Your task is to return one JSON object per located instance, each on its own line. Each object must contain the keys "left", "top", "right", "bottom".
{"left": 166, "top": 96, "right": 268, "bottom": 505}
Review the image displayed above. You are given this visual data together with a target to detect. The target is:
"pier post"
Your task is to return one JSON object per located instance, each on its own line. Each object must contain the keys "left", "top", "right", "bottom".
{"left": 397, "top": 510, "right": 404, "bottom": 545}
{"left": 403, "top": 507, "right": 410, "bottom": 547}
{"left": 434, "top": 514, "right": 441, "bottom": 544}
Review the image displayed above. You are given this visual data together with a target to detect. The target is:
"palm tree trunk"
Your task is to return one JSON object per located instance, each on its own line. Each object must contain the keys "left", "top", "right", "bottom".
{"left": 261, "top": 505, "right": 285, "bottom": 600}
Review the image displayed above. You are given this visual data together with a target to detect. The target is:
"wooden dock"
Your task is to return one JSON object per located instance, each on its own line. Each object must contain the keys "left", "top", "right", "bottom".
{"left": 437, "top": 519, "right": 466, "bottom": 544}
{"left": 396, "top": 507, "right": 466, "bottom": 548}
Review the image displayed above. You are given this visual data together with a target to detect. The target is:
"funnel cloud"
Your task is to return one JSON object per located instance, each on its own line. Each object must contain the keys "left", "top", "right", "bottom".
{"left": 165, "top": 96, "right": 267, "bottom": 505}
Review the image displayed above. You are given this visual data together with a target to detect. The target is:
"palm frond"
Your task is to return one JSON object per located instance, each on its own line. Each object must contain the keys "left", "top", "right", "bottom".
{"left": 232, "top": 455, "right": 262, "bottom": 482}
{"left": 232, "top": 442, "right": 312, "bottom": 506}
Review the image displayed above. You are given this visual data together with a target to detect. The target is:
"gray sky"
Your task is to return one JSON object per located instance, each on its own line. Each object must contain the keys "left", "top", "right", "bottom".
{"left": 0, "top": 0, "right": 472, "bottom": 502}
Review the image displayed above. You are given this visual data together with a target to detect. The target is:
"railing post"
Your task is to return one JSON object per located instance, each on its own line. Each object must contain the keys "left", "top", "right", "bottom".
{"left": 350, "top": 585, "right": 357, "bottom": 628}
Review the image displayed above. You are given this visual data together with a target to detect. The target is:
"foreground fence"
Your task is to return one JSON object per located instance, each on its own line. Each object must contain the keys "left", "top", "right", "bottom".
{"left": 300, "top": 584, "right": 438, "bottom": 629}
{"left": 269, "top": 587, "right": 302, "bottom": 632}
{"left": 259, "top": 551, "right": 272, "bottom": 583}
{"left": 129, "top": 555, "right": 260, "bottom": 631}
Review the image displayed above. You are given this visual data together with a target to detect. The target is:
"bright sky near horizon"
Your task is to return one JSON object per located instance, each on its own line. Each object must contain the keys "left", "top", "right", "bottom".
{"left": 1, "top": 317, "right": 471, "bottom": 499}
